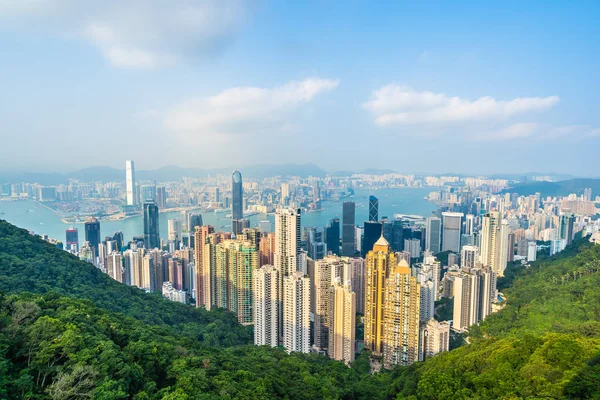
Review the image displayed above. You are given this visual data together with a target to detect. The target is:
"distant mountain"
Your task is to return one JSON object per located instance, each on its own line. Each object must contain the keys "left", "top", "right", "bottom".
{"left": 329, "top": 168, "right": 397, "bottom": 177}
{"left": 489, "top": 172, "right": 579, "bottom": 182}
{"left": 501, "top": 178, "right": 600, "bottom": 197}
{"left": 0, "top": 163, "right": 327, "bottom": 184}
{"left": 68, "top": 166, "right": 123, "bottom": 182}
{"left": 135, "top": 163, "right": 327, "bottom": 181}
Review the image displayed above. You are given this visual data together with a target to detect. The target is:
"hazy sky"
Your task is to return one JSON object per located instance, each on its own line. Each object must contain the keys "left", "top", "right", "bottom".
{"left": 1, "top": 1, "right": 599, "bottom": 175}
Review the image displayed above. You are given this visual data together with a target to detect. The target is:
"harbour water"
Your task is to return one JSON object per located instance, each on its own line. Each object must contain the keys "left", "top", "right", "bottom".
{"left": 0, "top": 187, "right": 436, "bottom": 243}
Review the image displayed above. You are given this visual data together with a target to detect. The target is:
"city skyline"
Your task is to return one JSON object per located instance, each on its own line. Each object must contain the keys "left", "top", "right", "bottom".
{"left": 1, "top": 2, "right": 599, "bottom": 174}
{"left": 1, "top": 2, "right": 600, "bottom": 396}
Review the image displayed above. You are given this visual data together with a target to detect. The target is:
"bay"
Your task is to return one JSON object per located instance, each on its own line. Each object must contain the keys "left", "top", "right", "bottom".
{"left": 0, "top": 187, "right": 436, "bottom": 243}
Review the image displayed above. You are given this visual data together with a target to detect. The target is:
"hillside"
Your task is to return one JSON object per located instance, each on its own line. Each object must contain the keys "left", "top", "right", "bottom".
{"left": 0, "top": 219, "right": 599, "bottom": 398}
{"left": 501, "top": 178, "right": 600, "bottom": 197}
{"left": 393, "top": 238, "right": 600, "bottom": 399}
{"left": 0, "top": 220, "right": 251, "bottom": 347}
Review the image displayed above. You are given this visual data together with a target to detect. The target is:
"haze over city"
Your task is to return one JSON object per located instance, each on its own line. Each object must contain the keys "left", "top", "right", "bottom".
{"left": 1, "top": 1, "right": 599, "bottom": 174}
{"left": 1, "top": 2, "right": 600, "bottom": 399}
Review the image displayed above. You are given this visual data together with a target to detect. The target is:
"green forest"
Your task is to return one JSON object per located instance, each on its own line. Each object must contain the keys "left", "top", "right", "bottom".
{"left": 0, "top": 220, "right": 599, "bottom": 399}
{"left": 500, "top": 178, "right": 600, "bottom": 198}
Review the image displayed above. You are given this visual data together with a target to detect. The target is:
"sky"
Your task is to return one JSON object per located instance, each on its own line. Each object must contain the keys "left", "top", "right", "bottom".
{"left": 0, "top": 1, "right": 599, "bottom": 176}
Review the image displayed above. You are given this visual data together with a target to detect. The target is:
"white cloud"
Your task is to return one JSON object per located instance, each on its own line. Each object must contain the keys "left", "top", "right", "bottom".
{"left": 587, "top": 128, "right": 600, "bottom": 138}
{"left": 163, "top": 77, "right": 340, "bottom": 140}
{"left": 478, "top": 123, "right": 539, "bottom": 141}
{"left": 0, "top": 0, "right": 253, "bottom": 68}
{"left": 364, "top": 85, "right": 559, "bottom": 126}
{"left": 543, "top": 125, "right": 600, "bottom": 140}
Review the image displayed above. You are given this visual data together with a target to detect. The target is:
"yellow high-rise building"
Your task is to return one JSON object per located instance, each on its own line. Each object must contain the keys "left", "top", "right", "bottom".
{"left": 364, "top": 236, "right": 421, "bottom": 368}
{"left": 382, "top": 259, "right": 420, "bottom": 368}
{"left": 364, "top": 236, "right": 397, "bottom": 356}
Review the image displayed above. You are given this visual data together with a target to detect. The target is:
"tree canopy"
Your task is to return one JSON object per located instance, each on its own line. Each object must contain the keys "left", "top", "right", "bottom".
{"left": 0, "top": 219, "right": 599, "bottom": 399}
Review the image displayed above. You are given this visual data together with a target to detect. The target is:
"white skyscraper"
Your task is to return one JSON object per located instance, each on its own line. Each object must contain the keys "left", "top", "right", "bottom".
{"left": 253, "top": 265, "right": 280, "bottom": 347}
{"left": 420, "top": 319, "right": 450, "bottom": 361}
{"left": 274, "top": 208, "right": 301, "bottom": 277}
{"left": 452, "top": 271, "right": 479, "bottom": 332}
{"left": 168, "top": 219, "right": 183, "bottom": 243}
{"left": 442, "top": 212, "right": 464, "bottom": 253}
{"left": 404, "top": 238, "right": 421, "bottom": 259}
{"left": 125, "top": 160, "right": 136, "bottom": 206}
{"left": 480, "top": 211, "right": 510, "bottom": 277}
{"left": 106, "top": 252, "right": 123, "bottom": 283}
{"left": 474, "top": 266, "right": 497, "bottom": 321}
{"left": 425, "top": 216, "right": 442, "bottom": 253}
{"left": 464, "top": 214, "right": 475, "bottom": 236}
{"left": 419, "top": 280, "right": 435, "bottom": 322}
{"left": 461, "top": 245, "right": 479, "bottom": 271}
{"left": 313, "top": 255, "right": 345, "bottom": 350}
{"left": 422, "top": 256, "right": 442, "bottom": 301}
{"left": 283, "top": 272, "right": 311, "bottom": 353}
{"left": 527, "top": 241, "right": 537, "bottom": 262}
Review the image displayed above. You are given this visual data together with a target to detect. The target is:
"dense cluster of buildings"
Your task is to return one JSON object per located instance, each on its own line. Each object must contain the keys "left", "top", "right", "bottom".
{"left": 33, "top": 161, "right": 600, "bottom": 369}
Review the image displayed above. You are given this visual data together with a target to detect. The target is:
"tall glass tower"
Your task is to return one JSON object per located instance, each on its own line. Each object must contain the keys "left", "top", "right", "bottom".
{"left": 84, "top": 217, "right": 101, "bottom": 256}
{"left": 342, "top": 201, "right": 356, "bottom": 256}
{"left": 232, "top": 170, "right": 244, "bottom": 233}
{"left": 143, "top": 201, "right": 160, "bottom": 250}
{"left": 369, "top": 195, "right": 379, "bottom": 222}
{"left": 125, "top": 160, "right": 136, "bottom": 206}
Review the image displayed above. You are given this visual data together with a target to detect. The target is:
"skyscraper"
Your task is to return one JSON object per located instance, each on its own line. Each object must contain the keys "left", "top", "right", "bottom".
{"left": 419, "top": 280, "right": 435, "bottom": 322}
{"left": 232, "top": 170, "right": 244, "bottom": 234}
{"left": 464, "top": 214, "right": 475, "bottom": 236}
{"left": 480, "top": 211, "right": 509, "bottom": 277}
{"left": 283, "top": 272, "right": 311, "bottom": 353}
{"left": 441, "top": 212, "right": 464, "bottom": 253}
{"left": 274, "top": 208, "right": 301, "bottom": 277}
{"left": 313, "top": 255, "right": 345, "bottom": 350}
{"left": 425, "top": 216, "right": 441, "bottom": 254}
{"left": 350, "top": 257, "right": 365, "bottom": 314}
{"left": 125, "top": 160, "right": 136, "bottom": 207}
{"left": 188, "top": 213, "right": 203, "bottom": 247}
{"left": 254, "top": 265, "right": 281, "bottom": 347}
{"left": 452, "top": 271, "right": 480, "bottom": 332}
{"left": 194, "top": 225, "right": 214, "bottom": 309}
{"left": 461, "top": 245, "right": 479, "bottom": 271}
{"left": 326, "top": 218, "right": 340, "bottom": 256}
{"left": 156, "top": 186, "right": 167, "bottom": 208}
{"left": 560, "top": 214, "right": 575, "bottom": 245}
{"left": 168, "top": 219, "right": 182, "bottom": 246}
{"left": 342, "top": 202, "right": 356, "bottom": 256}
{"left": 65, "top": 226, "right": 79, "bottom": 252}
{"left": 362, "top": 221, "right": 383, "bottom": 257}
{"left": 364, "top": 236, "right": 397, "bottom": 357}
{"left": 84, "top": 217, "right": 101, "bottom": 259}
{"left": 306, "top": 227, "right": 326, "bottom": 260}
{"left": 213, "top": 239, "right": 257, "bottom": 324}
{"left": 139, "top": 184, "right": 156, "bottom": 203}
{"left": 420, "top": 319, "right": 450, "bottom": 361}
{"left": 259, "top": 232, "right": 276, "bottom": 266}
{"left": 143, "top": 201, "right": 160, "bottom": 250}
{"left": 369, "top": 195, "right": 379, "bottom": 222}
{"left": 106, "top": 252, "right": 123, "bottom": 283}
{"left": 328, "top": 278, "right": 356, "bottom": 364}
{"left": 232, "top": 219, "right": 250, "bottom": 236}
{"left": 382, "top": 259, "right": 420, "bottom": 368}
{"left": 475, "top": 266, "right": 497, "bottom": 322}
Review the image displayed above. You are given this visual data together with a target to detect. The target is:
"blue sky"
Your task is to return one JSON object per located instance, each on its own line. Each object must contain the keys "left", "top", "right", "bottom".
{"left": 0, "top": 1, "right": 598, "bottom": 175}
